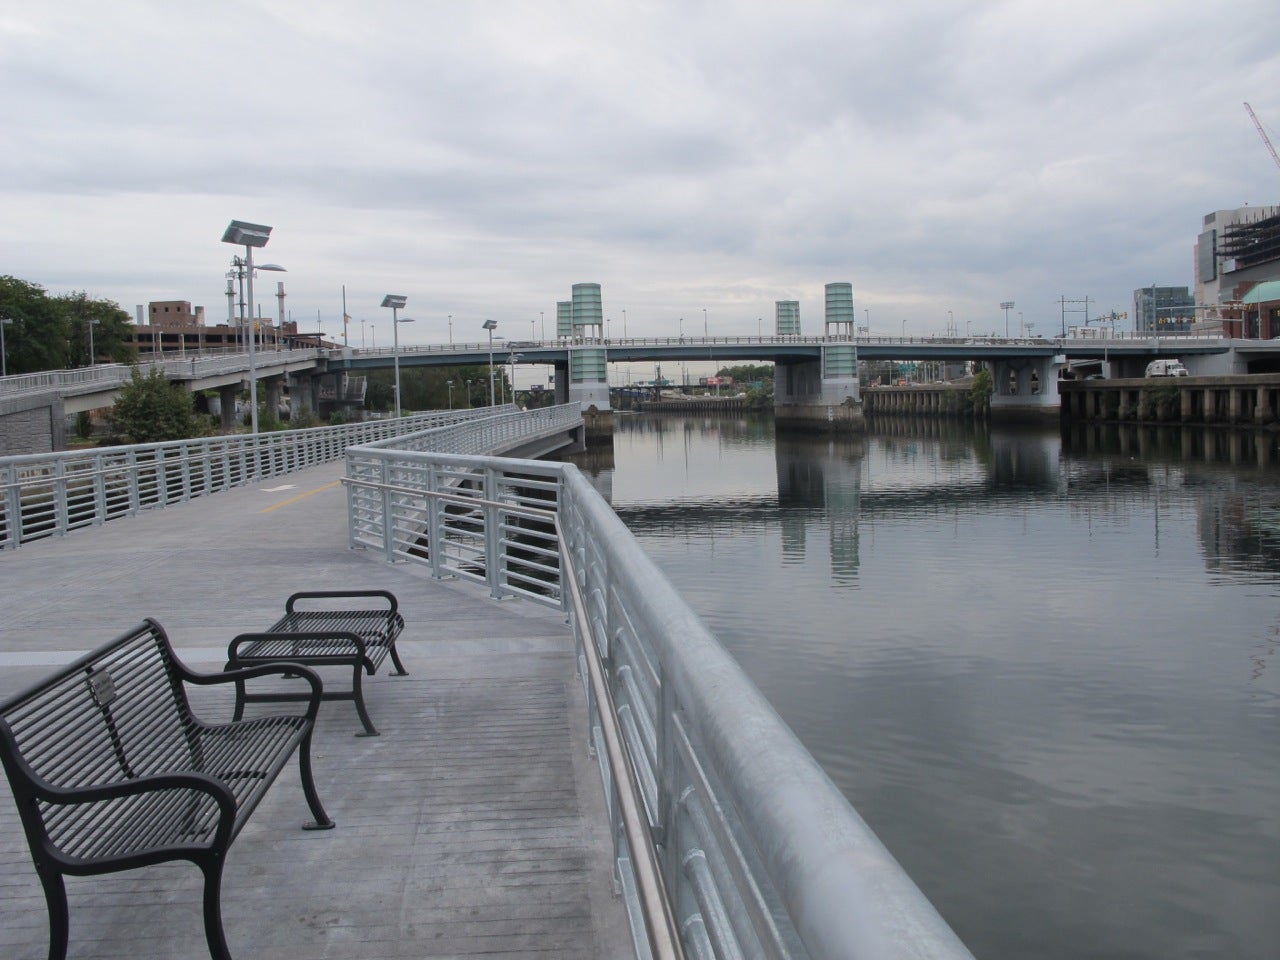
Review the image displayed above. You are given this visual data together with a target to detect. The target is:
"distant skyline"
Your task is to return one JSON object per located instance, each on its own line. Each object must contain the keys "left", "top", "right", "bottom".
{"left": 2, "top": 1, "right": 1279, "bottom": 345}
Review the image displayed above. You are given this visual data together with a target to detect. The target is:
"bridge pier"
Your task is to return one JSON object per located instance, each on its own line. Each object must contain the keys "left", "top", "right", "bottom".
{"left": 289, "top": 372, "right": 317, "bottom": 418}
{"left": 988, "top": 355, "right": 1063, "bottom": 422}
{"left": 773, "top": 355, "right": 864, "bottom": 431}
{"left": 218, "top": 385, "right": 239, "bottom": 432}
{"left": 264, "top": 377, "right": 284, "bottom": 421}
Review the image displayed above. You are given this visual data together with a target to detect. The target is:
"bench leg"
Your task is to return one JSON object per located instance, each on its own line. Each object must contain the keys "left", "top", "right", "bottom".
{"left": 298, "top": 729, "right": 336, "bottom": 830}
{"left": 351, "top": 663, "right": 380, "bottom": 737}
{"left": 388, "top": 642, "right": 408, "bottom": 677}
{"left": 200, "top": 856, "right": 233, "bottom": 960}
{"left": 36, "top": 866, "right": 68, "bottom": 960}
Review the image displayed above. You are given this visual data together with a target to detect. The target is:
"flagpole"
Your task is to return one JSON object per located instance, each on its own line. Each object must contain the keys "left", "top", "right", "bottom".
{"left": 342, "top": 284, "right": 349, "bottom": 348}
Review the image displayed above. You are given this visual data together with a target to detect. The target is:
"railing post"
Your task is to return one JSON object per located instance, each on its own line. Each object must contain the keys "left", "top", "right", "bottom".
{"left": 1, "top": 463, "right": 18, "bottom": 548}
{"left": 380, "top": 455, "right": 395, "bottom": 562}
{"left": 484, "top": 464, "right": 504, "bottom": 599}
{"left": 91, "top": 452, "right": 107, "bottom": 526}
{"left": 426, "top": 461, "right": 445, "bottom": 579}
{"left": 52, "top": 458, "right": 68, "bottom": 535}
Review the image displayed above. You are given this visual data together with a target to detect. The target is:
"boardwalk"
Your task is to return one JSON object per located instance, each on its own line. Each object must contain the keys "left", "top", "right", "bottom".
{"left": 0, "top": 461, "right": 631, "bottom": 959}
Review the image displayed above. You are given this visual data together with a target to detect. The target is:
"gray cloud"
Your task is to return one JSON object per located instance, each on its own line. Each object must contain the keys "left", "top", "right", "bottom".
{"left": 2, "top": 0, "right": 1278, "bottom": 342}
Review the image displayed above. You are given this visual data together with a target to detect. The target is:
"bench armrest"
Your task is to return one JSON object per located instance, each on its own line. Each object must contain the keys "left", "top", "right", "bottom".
{"left": 227, "top": 631, "right": 373, "bottom": 672}
{"left": 1, "top": 745, "right": 238, "bottom": 857}
{"left": 284, "top": 589, "right": 398, "bottom": 616}
{"left": 182, "top": 660, "right": 326, "bottom": 721}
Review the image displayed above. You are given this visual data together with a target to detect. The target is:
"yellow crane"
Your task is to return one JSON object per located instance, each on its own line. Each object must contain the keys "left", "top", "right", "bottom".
{"left": 1244, "top": 101, "right": 1280, "bottom": 172}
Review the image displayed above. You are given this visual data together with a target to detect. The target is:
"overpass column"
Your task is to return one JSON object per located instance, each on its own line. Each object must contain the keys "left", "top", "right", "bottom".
{"left": 218, "top": 385, "right": 239, "bottom": 432}
{"left": 1229, "top": 387, "right": 1243, "bottom": 422}
{"left": 289, "top": 372, "right": 316, "bottom": 417}
{"left": 264, "top": 376, "right": 283, "bottom": 422}
{"left": 1183, "top": 388, "right": 1195, "bottom": 422}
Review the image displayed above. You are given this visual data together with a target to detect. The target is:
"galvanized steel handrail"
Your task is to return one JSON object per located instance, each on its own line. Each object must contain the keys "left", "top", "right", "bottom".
{"left": 0, "top": 349, "right": 324, "bottom": 398}
{"left": 0, "top": 407, "right": 505, "bottom": 549}
{"left": 561, "top": 525, "right": 686, "bottom": 960}
{"left": 343, "top": 416, "right": 975, "bottom": 960}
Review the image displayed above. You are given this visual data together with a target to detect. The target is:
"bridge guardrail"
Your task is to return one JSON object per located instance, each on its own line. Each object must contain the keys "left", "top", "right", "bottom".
{"left": 0, "top": 349, "right": 325, "bottom": 398}
{"left": 343, "top": 419, "right": 975, "bottom": 960}
{"left": 0, "top": 406, "right": 508, "bottom": 549}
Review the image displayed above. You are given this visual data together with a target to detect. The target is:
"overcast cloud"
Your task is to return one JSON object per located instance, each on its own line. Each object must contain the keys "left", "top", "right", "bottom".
{"left": 2, "top": 1, "right": 1278, "bottom": 345}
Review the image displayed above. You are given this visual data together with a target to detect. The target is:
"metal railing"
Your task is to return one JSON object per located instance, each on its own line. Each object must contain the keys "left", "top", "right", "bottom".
{"left": 0, "top": 349, "right": 324, "bottom": 399}
{"left": 0, "top": 406, "right": 511, "bottom": 549}
{"left": 343, "top": 424, "right": 975, "bottom": 960}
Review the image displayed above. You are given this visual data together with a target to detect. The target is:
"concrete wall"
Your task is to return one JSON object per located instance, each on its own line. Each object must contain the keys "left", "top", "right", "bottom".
{"left": 0, "top": 393, "right": 66, "bottom": 455}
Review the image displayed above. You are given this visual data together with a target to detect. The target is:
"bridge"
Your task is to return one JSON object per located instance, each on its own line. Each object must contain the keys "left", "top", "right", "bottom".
{"left": 0, "top": 406, "right": 975, "bottom": 960}
{"left": 6, "top": 332, "right": 1279, "bottom": 454}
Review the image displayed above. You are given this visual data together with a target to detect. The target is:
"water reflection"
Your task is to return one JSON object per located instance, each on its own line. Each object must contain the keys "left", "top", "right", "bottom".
{"left": 568, "top": 414, "right": 1280, "bottom": 960}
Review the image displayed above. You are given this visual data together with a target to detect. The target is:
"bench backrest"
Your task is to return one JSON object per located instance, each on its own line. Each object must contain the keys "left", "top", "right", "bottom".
{"left": 0, "top": 619, "right": 198, "bottom": 799}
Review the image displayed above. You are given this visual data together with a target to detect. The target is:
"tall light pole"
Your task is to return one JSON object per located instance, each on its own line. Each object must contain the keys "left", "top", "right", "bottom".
{"left": 448, "top": 314, "right": 453, "bottom": 345}
{"left": 1000, "top": 301, "right": 1015, "bottom": 338}
{"left": 864, "top": 307, "right": 870, "bottom": 336}
{"left": 540, "top": 310, "right": 545, "bottom": 340}
{"left": 678, "top": 317, "right": 684, "bottom": 339}
{"left": 622, "top": 309, "right": 627, "bottom": 338}
{"left": 381, "top": 295, "right": 410, "bottom": 418}
{"left": 510, "top": 353, "right": 522, "bottom": 406}
{"left": 702, "top": 307, "right": 708, "bottom": 338}
{"left": 446, "top": 380, "right": 453, "bottom": 410}
{"left": 222, "top": 220, "right": 285, "bottom": 434}
{"left": 483, "top": 318, "right": 497, "bottom": 406}
{"left": 87, "top": 317, "right": 100, "bottom": 366}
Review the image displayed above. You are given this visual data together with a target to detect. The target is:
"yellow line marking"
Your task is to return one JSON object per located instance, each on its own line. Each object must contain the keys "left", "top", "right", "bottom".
{"left": 260, "top": 480, "right": 342, "bottom": 514}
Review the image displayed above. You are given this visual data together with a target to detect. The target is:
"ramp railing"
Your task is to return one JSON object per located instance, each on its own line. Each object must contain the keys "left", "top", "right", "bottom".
{"left": 342, "top": 422, "right": 975, "bottom": 960}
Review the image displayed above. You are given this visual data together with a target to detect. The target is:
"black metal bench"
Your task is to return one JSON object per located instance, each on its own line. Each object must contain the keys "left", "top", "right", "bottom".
{"left": 0, "top": 618, "right": 334, "bottom": 960}
{"left": 226, "top": 589, "right": 407, "bottom": 737}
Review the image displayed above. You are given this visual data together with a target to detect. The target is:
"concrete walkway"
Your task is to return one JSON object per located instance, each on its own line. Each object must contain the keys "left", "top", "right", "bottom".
{"left": 0, "top": 462, "right": 631, "bottom": 959}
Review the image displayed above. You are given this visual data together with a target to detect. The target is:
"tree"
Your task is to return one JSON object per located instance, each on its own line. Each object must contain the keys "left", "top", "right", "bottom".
{"left": 0, "top": 275, "right": 136, "bottom": 373}
{"left": 969, "top": 368, "right": 993, "bottom": 416}
{"left": 110, "top": 366, "right": 204, "bottom": 443}
{"left": 54, "top": 291, "right": 136, "bottom": 367}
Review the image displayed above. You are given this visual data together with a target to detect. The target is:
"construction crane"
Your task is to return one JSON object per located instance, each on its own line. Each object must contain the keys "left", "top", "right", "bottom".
{"left": 1244, "top": 101, "right": 1280, "bottom": 172}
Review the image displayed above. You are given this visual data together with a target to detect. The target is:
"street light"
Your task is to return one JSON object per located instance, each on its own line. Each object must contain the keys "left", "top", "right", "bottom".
{"left": 448, "top": 314, "right": 453, "bottom": 345}
{"left": 703, "top": 307, "right": 708, "bottom": 338}
{"left": 483, "top": 318, "right": 497, "bottom": 406}
{"left": 381, "top": 294, "right": 410, "bottom": 418}
{"left": 87, "top": 317, "right": 100, "bottom": 366}
{"left": 222, "top": 220, "right": 285, "bottom": 434}
{"left": 446, "top": 380, "right": 453, "bottom": 410}
{"left": 622, "top": 309, "right": 627, "bottom": 338}
{"left": 510, "top": 353, "right": 523, "bottom": 407}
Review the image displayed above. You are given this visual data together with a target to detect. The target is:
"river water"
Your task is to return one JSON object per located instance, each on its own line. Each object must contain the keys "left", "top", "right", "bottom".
{"left": 573, "top": 412, "right": 1280, "bottom": 960}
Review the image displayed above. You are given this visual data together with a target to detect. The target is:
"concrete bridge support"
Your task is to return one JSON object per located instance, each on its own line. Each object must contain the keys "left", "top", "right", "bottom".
{"left": 989, "top": 355, "right": 1064, "bottom": 422}
{"left": 289, "top": 372, "right": 317, "bottom": 418}
{"left": 566, "top": 347, "right": 610, "bottom": 410}
{"left": 264, "top": 377, "right": 284, "bottom": 420}
{"left": 218, "top": 385, "right": 239, "bottom": 432}
{"left": 774, "top": 352, "right": 864, "bottom": 430}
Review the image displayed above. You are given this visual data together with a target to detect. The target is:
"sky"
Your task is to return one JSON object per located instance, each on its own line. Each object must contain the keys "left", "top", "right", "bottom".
{"left": 2, "top": 0, "right": 1279, "bottom": 348}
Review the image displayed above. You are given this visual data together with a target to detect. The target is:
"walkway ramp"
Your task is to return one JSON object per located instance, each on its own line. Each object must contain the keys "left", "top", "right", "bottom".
{"left": 0, "top": 462, "right": 630, "bottom": 959}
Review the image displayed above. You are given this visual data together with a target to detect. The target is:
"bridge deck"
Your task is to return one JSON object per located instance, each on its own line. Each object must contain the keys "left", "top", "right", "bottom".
{"left": 0, "top": 461, "right": 630, "bottom": 959}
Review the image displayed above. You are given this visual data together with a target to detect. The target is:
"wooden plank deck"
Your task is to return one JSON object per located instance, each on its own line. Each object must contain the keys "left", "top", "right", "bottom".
{"left": 0, "top": 461, "right": 631, "bottom": 959}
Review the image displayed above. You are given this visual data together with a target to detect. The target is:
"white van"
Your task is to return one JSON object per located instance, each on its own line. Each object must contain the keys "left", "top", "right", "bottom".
{"left": 1145, "top": 359, "right": 1189, "bottom": 378}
